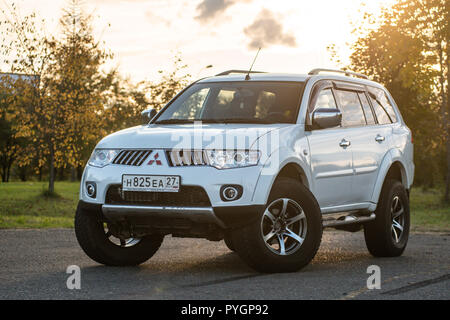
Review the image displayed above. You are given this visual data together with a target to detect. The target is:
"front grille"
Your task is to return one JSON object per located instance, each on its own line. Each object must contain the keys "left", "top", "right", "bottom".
{"left": 112, "top": 150, "right": 152, "bottom": 166}
{"left": 105, "top": 184, "right": 211, "bottom": 206}
{"left": 166, "top": 150, "right": 208, "bottom": 167}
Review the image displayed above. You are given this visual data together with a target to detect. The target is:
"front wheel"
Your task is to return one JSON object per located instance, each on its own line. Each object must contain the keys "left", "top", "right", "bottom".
{"left": 231, "top": 178, "right": 322, "bottom": 273}
{"left": 364, "top": 179, "right": 410, "bottom": 257}
{"left": 75, "top": 204, "right": 164, "bottom": 266}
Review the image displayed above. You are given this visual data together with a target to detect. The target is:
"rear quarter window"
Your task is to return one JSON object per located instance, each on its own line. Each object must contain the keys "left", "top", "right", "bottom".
{"left": 369, "top": 87, "right": 397, "bottom": 124}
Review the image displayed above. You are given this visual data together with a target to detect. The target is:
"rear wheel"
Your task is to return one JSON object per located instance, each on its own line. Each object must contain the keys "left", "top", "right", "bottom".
{"left": 364, "top": 179, "right": 410, "bottom": 257}
{"left": 231, "top": 178, "right": 322, "bottom": 273}
{"left": 75, "top": 204, "right": 164, "bottom": 266}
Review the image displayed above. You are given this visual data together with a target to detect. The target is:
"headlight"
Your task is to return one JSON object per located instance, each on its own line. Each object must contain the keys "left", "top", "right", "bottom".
{"left": 88, "top": 149, "right": 120, "bottom": 168}
{"left": 204, "top": 150, "right": 260, "bottom": 169}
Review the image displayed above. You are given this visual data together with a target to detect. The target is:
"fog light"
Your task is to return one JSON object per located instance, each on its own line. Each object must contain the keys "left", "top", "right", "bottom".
{"left": 86, "top": 182, "right": 96, "bottom": 198}
{"left": 220, "top": 185, "right": 242, "bottom": 201}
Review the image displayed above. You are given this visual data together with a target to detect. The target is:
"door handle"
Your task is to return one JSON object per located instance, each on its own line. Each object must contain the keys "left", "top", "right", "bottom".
{"left": 375, "top": 135, "right": 385, "bottom": 143}
{"left": 339, "top": 139, "right": 351, "bottom": 148}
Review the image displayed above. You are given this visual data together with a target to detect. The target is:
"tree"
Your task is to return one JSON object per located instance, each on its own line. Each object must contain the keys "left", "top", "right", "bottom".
{"left": 1, "top": 0, "right": 113, "bottom": 192}
{"left": 147, "top": 54, "right": 191, "bottom": 112}
{"left": 1, "top": 1, "right": 192, "bottom": 188}
{"left": 45, "top": 0, "right": 113, "bottom": 191}
{"left": 347, "top": 0, "right": 448, "bottom": 199}
{"left": 0, "top": 74, "right": 36, "bottom": 182}
{"left": 0, "top": 4, "right": 53, "bottom": 183}
{"left": 103, "top": 54, "right": 191, "bottom": 133}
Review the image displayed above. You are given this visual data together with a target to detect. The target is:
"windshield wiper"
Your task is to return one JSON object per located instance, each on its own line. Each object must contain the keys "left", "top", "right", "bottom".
{"left": 155, "top": 118, "right": 271, "bottom": 124}
{"left": 154, "top": 119, "right": 197, "bottom": 124}
{"left": 201, "top": 118, "right": 271, "bottom": 124}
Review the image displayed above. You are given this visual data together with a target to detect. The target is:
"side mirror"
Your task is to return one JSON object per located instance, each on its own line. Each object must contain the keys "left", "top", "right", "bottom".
{"left": 141, "top": 108, "right": 157, "bottom": 124}
{"left": 312, "top": 108, "right": 342, "bottom": 129}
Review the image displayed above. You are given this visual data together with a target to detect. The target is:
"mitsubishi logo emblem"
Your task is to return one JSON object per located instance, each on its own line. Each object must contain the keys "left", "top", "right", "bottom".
{"left": 148, "top": 152, "right": 162, "bottom": 165}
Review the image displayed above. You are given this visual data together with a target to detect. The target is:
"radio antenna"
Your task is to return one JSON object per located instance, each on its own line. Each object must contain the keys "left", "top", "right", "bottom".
{"left": 245, "top": 47, "right": 261, "bottom": 80}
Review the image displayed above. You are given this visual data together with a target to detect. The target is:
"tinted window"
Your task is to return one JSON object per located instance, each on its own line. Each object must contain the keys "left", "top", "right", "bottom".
{"left": 369, "top": 95, "right": 391, "bottom": 124}
{"left": 313, "top": 88, "right": 337, "bottom": 112}
{"left": 171, "top": 88, "right": 210, "bottom": 119}
{"left": 369, "top": 87, "right": 397, "bottom": 123}
{"left": 335, "top": 90, "right": 366, "bottom": 127}
{"left": 358, "top": 92, "right": 375, "bottom": 125}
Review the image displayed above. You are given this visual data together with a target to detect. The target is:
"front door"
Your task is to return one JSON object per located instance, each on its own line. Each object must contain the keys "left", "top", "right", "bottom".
{"left": 306, "top": 87, "right": 353, "bottom": 209}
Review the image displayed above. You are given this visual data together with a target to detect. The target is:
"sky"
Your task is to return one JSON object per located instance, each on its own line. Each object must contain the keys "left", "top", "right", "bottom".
{"left": 0, "top": 0, "right": 397, "bottom": 82}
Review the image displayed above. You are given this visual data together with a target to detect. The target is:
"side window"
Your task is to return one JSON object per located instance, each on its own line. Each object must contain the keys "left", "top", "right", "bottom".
{"left": 313, "top": 88, "right": 337, "bottom": 112}
{"left": 358, "top": 92, "right": 375, "bottom": 125}
{"left": 335, "top": 90, "right": 366, "bottom": 127}
{"left": 369, "top": 94, "right": 391, "bottom": 124}
{"left": 369, "top": 87, "right": 397, "bottom": 123}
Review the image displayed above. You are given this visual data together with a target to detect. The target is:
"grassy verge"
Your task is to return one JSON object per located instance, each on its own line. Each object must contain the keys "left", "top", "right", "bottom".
{"left": 0, "top": 182, "right": 448, "bottom": 231}
{"left": 0, "top": 182, "right": 78, "bottom": 228}
{"left": 409, "top": 187, "right": 449, "bottom": 232}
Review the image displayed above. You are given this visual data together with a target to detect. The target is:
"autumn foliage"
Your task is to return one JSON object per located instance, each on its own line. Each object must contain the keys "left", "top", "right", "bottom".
{"left": 0, "top": 1, "right": 190, "bottom": 192}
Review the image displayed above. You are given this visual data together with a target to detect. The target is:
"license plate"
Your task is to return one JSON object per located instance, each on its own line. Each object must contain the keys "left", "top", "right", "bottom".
{"left": 122, "top": 175, "right": 180, "bottom": 192}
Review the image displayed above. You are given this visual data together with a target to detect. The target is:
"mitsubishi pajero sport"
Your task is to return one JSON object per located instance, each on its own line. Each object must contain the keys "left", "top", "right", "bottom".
{"left": 75, "top": 69, "right": 414, "bottom": 273}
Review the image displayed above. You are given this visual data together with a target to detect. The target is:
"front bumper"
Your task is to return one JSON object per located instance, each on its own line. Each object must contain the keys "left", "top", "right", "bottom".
{"left": 79, "top": 200, "right": 264, "bottom": 229}
{"left": 80, "top": 163, "right": 266, "bottom": 207}
{"left": 79, "top": 163, "right": 268, "bottom": 229}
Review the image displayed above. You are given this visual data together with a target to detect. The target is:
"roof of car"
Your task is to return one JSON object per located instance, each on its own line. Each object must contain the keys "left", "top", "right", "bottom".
{"left": 198, "top": 72, "right": 383, "bottom": 89}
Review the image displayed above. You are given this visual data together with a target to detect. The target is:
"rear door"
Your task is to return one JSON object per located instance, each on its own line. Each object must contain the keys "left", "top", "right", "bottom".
{"left": 334, "top": 84, "right": 392, "bottom": 204}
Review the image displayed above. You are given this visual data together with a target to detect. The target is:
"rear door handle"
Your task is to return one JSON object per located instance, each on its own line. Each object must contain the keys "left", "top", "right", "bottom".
{"left": 339, "top": 139, "right": 351, "bottom": 148}
{"left": 375, "top": 135, "right": 385, "bottom": 142}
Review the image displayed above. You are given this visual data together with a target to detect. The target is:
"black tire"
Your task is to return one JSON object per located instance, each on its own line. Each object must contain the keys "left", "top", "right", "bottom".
{"left": 231, "top": 178, "right": 322, "bottom": 273}
{"left": 224, "top": 232, "right": 235, "bottom": 251}
{"left": 75, "top": 204, "right": 164, "bottom": 266}
{"left": 364, "top": 179, "right": 410, "bottom": 257}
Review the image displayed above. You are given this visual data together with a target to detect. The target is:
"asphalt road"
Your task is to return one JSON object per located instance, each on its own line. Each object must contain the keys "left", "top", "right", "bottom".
{"left": 0, "top": 229, "right": 449, "bottom": 300}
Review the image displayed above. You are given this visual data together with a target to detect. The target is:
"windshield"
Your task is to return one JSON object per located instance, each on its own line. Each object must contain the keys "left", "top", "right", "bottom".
{"left": 153, "top": 81, "right": 305, "bottom": 124}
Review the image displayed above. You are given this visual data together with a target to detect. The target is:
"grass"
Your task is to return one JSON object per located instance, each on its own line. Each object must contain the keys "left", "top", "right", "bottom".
{"left": 409, "top": 187, "right": 450, "bottom": 232}
{"left": 0, "top": 181, "right": 78, "bottom": 228}
{"left": 0, "top": 181, "right": 448, "bottom": 231}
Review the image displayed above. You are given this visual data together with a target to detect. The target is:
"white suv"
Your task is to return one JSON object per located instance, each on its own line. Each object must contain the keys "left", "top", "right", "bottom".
{"left": 75, "top": 69, "right": 414, "bottom": 273}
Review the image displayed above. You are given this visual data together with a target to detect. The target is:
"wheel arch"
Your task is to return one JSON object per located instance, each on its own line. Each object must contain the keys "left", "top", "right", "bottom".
{"left": 276, "top": 162, "right": 310, "bottom": 189}
{"left": 371, "top": 149, "right": 409, "bottom": 204}
{"left": 252, "top": 156, "right": 313, "bottom": 206}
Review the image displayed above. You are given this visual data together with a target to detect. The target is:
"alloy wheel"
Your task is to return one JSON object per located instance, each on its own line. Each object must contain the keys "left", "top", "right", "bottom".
{"left": 260, "top": 198, "right": 307, "bottom": 255}
{"left": 391, "top": 196, "right": 405, "bottom": 243}
{"left": 103, "top": 223, "right": 141, "bottom": 248}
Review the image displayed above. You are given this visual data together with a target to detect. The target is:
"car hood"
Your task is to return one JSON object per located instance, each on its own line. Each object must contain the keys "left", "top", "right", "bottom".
{"left": 96, "top": 123, "right": 292, "bottom": 150}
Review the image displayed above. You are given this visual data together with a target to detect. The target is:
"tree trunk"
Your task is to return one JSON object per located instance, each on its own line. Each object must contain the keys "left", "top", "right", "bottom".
{"left": 445, "top": 136, "right": 450, "bottom": 202}
{"left": 438, "top": 44, "right": 449, "bottom": 202}
{"left": 6, "top": 161, "right": 12, "bottom": 182}
{"left": 70, "top": 167, "right": 76, "bottom": 182}
{"left": 2, "top": 163, "right": 6, "bottom": 182}
{"left": 48, "top": 148, "right": 55, "bottom": 194}
{"left": 443, "top": 50, "right": 449, "bottom": 202}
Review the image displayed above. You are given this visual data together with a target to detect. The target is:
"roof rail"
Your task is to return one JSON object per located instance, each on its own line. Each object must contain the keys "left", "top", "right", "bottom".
{"left": 215, "top": 69, "right": 266, "bottom": 76}
{"left": 308, "top": 68, "right": 369, "bottom": 80}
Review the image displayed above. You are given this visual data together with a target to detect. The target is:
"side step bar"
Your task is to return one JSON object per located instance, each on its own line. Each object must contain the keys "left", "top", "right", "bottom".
{"left": 322, "top": 213, "right": 375, "bottom": 228}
